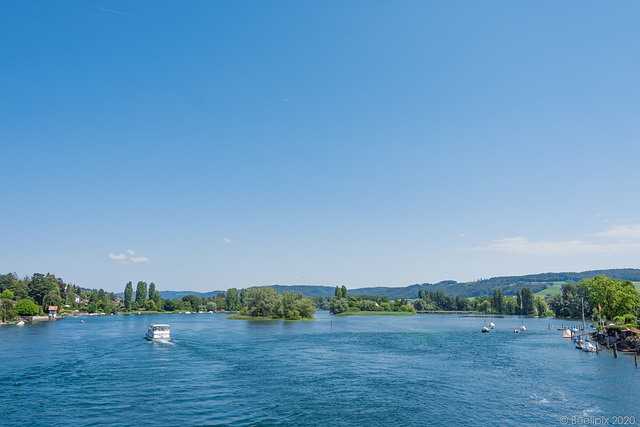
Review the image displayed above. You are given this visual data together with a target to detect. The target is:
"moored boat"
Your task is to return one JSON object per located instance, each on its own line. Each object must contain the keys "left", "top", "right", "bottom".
{"left": 146, "top": 324, "right": 170, "bottom": 340}
{"left": 581, "top": 340, "right": 597, "bottom": 352}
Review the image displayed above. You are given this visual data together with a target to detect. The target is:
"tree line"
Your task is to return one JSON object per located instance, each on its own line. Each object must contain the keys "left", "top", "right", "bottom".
{"left": 412, "top": 287, "right": 548, "bottom": 316}
{"left": 0, "top": 272, "right": 120, "bottom": 321}
{"left": 307, "top": 286, "right": 416, "bottom": 315}
{"left": 547, "top": 275, "right": 640, "bottom": 324}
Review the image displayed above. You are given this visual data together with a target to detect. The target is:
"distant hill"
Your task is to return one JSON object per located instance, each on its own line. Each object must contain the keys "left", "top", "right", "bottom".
{"left": 275, "top": 269, "right": 640, "bottom": 299}
{"left": 121, "top": 268, "right": 640, "bottom": 301}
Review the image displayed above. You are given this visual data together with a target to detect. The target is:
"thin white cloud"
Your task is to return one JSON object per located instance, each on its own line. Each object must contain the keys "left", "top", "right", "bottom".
{"left": 593, "top": 224, "right": 640, "bottom": 240}
{"left": 108, "top": 249, "right": 149, "bottom": 264}
{"left": 470, "top": 236, "right": 640, "bottom": 255}
{"left": 283, "top": 98, "right": 289, "bottom": 102}
{"left": 108, "top": 253, "right": 127, "bottom": 263}
{"left": 468, "top": 222, "right": 640, "bottom": 256}
{"left": 224, "top": 238, "right": 231, "bottom": 243}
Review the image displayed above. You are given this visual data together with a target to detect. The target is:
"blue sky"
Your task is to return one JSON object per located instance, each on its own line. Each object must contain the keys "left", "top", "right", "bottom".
{"left": 2, "top": 1, "right": 640, "bottom": 293}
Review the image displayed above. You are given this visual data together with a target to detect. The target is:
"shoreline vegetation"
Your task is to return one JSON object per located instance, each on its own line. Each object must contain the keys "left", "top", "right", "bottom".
{"left": 226, "top": 314, "right": 313, "bottom": 321}
{"left": 335, "top": 311, "right": 414, "bottom": 316}
{"left": 2, "top": 273, "right": 638, "bottom": 328}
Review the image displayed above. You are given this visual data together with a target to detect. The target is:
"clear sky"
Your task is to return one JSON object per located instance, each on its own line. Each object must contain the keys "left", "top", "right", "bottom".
{"left": 2, "top": 1, "right": 640, "bottom": 293}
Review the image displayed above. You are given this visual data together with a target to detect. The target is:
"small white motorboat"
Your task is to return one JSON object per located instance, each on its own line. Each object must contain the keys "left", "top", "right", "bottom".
{"left": 146, "top": 324, "right": 170, "bottom": 340}
{"left": 581, "top": 340, "right": 597, "bottom": 352}
{"left": 489, "top": 322, "right": 495, "bottom": 329}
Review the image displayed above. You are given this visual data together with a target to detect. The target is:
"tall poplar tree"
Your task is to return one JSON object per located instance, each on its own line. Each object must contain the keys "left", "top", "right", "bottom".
{"left": 135, "top": 281, "right": 147, "bottom": 306}
{"left": 521, "top": 287, "right": 535, "bottom": 315}
{"left": 124, "top": 281, "right": 133, "bottom": 310}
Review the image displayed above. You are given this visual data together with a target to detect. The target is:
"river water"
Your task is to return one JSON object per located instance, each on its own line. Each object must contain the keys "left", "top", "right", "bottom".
{"left": 1, "top": 312, "right": 638, "bottom": 426}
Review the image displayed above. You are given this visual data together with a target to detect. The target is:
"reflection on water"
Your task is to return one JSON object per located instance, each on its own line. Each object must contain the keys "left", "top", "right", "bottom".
{"left": 1, "top": 312, "right": 639, "bottom": 426}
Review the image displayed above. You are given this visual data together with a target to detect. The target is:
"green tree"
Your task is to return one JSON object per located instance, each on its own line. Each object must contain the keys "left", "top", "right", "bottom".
{"left": 226, "top": 288, "right": 241, "bottom": 311}
{"left": 515, "top": 290, "right": 522, "bottom": 315}
{"left": 42, "top": 290, "right": 63, "bottom": 311}
{"left": 206, "top": 301, "right": 217, "bottom": 312}
{"left": 1, "top": 289, "right": 14, "bottom": 300}
{"left": 477, "top": 300, "right": 491, "bottom": 313}
{"left": 135, "top": 281, "right": 147, "bottom": 306}
{"left": 504, "top": 297, "right": 517, "bottom": 315}
{"left": 295, "top": 298, "right": 316, "bottom": 319}
{"left": 0, "top": 273, "right": 17, "bottom": 293}
{"left": 145, "top": 300, "right": 157, "bottom": 311}
{"left": 335, "top": 286, "right": 341, "bottom": 298}
{"left": 491, "top": 288, "right": 505, "bottom": 314}
{"left": 182, "top": 295, "right": 199, "bottom": 311}
{"left": 341, "top": 285, "right": 348, "bottom": 300}
{"left": 215, "top": 293, "right": 226, "bottom": 311}
{"left": 87, "top": 302, "right": 97, "bottom": 313}
{"left": 278, "top": 291, "right": 300, "bottom": 319}
{"left": 585, "top": 275, "right": 640, "bottom": 320}
{"left": 329, "top": 297, "right": 348, "bottom": 314}
{"left": 148, "top": 282, "right": 156, "bottom": 300}
{"left": 1, "top": 298, "right": 17, "bottom": 321}
{"left": 15, "top": 299, "right": 40, "bottom": 316}
{"left": 240, "top": 288, "right": 247, "bottom": 307}
{"left": 163, "top": 299, "right": 178, "bottom": 311}
{"left": 28, "top": 273, "right": 58, "bottom": 306}
{"left": 521, "top": 287, "right": 535, "bottom": 315}
{"left": 10, "top": 279, "right": 29, "bottom": 300}
{"left": 245, "top": 286, "right": 280, "bottom": 317}
{"left": 124, "top": 282, "right": 133, "bottom": 311}
{"left": 535, "top": 297, "right": 547, "bottom": 316}
{"left": 65, "top": 284, "right": 75, "bottom": 302}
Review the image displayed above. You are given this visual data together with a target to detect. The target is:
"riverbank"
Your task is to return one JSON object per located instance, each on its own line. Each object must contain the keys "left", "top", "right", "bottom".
{"left": 335, "top": 311, "right": 415, "bottom": 316}
{"left": 226, "top": 314, "right": 313, "bottom": 321}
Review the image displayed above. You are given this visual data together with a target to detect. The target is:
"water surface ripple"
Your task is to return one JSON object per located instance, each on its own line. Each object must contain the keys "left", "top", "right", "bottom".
{"left": 1, "top": 313, "right": 637, "bottom": 426}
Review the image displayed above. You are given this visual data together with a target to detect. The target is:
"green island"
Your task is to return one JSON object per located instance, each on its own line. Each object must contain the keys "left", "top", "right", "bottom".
{"left": 226, "top": 286, "right": 316, "bottom": 320}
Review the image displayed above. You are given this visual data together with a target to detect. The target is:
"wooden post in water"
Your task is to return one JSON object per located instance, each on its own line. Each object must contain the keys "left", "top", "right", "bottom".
{"left": 635, "top": 349, "right": 637, "bottom": 368}
{"left": 331, "top": 320, "right": 332, "bottom": 329}
{"left": 613, "top": 342, "right": 618, "bottom": 358}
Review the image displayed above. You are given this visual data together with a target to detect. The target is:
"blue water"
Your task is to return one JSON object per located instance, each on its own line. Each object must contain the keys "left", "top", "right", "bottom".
{"left": 1, "top": 313, "right": 638, "bottom": 426}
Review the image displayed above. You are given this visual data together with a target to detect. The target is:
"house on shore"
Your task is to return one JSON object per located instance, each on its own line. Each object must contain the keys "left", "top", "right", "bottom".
{"left": 48, "top": 306, "right": 58, "bottom": 318}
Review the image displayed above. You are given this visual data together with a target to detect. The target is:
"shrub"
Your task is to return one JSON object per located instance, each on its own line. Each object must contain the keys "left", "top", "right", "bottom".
{"left": 612, "top": 316, "right": 625, "bottom": 325}
{"left": 15, "top": 299, "right": 40, "bottom": 316}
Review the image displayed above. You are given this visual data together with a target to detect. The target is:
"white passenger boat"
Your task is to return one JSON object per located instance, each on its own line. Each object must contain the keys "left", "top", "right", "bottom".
{"left": 146, "top": 324, "right": 170, "bottom": 340}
